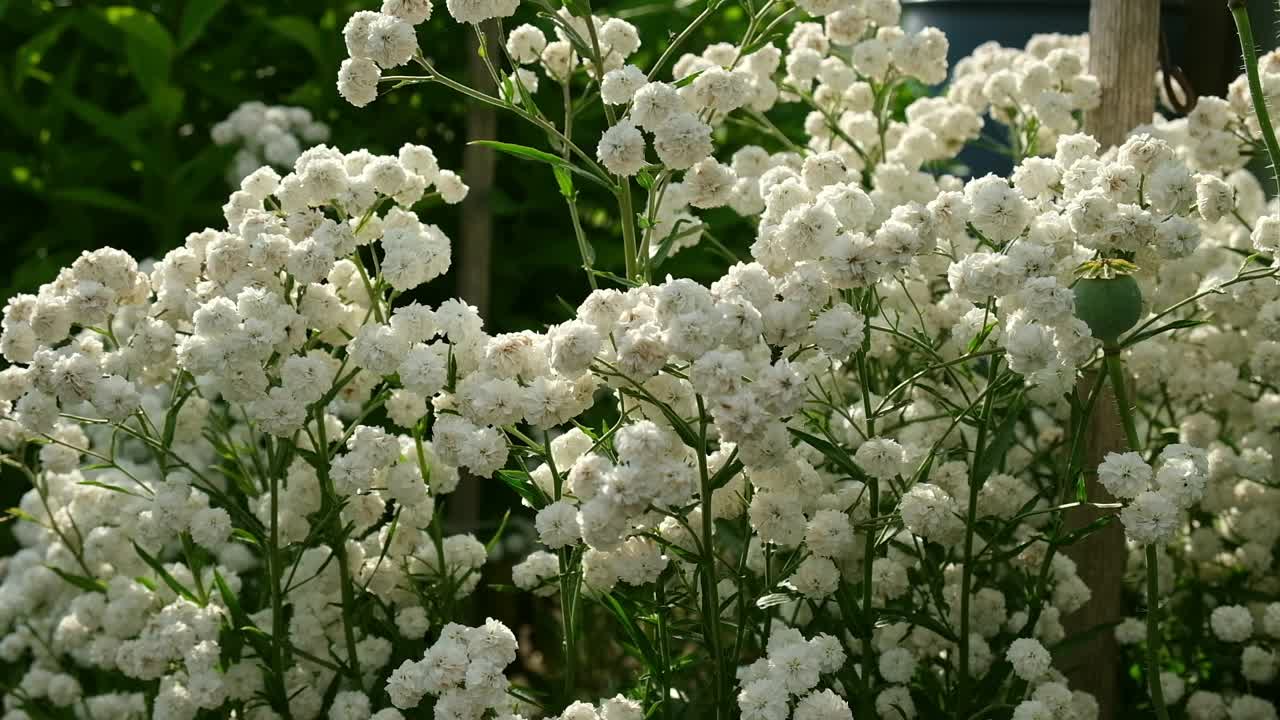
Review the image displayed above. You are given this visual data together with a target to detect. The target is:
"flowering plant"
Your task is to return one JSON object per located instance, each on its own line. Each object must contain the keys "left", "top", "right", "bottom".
{"left": 1, "top": 1, "right": 1279, "bottom": 719}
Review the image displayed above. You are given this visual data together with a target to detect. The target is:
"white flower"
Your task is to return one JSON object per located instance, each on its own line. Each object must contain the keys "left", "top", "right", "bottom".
{"left": 1119, "top": 490, "right": 1180, "bottom": 545}
{"left": 602, "top": 65, "right": 647, "bottom": 105}
{"left": 505, "top": 24, "right": 547, "bottom": 64}
{"left": 445, "top": 0, "right": 518, "bottom": 24}
{"left": 898, "top": 483, "right": 963, "bottom": 542}
{"left": 339, "top": 58, "right": 381, "bottom": 108}
{"left": 855, "top": 437, "right": 906, "bottom": 480}
{"left": 1096, "top": 451, "right": 1152, "bottom": 499}
{"left": 597, "top": 123, "right": 647, "bottom": 177}
{"left": 652, "top": 113, "right": 713, "bottom": 170}
{"left": 878, "top": 647, "right": 917, "bottom": 683}
{"left": 793, "top": 689, "right": 852, "bottom": 720}
{"left": 787, "top": 555, "right": 839, "bottom": 599}
{"left": 535, "top": 500, "right": 580, "bottom": 549}
{"left": 1006, "top": 637, "right": 1051, "bottom": 681}
{"left": 364, "top": 14, "right": 418, "bottom": 68}
{"left": 436, "top": 169, "right": 469, "bottom": 203}
{"left": 1210, "top": 605, "right": 1253, "bottom": 643}
{"left": 631, "top": 82, "right": 684, "bottom": 130}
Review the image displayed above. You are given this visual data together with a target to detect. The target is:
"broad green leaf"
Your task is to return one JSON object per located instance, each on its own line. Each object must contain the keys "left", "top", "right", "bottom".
{"left": 269, "top": 16, "right": 326, "bottom": 65}
{"left": 13, "top": 17, "right": 68, "bottom": 89}
{"left": 52, "top": 87, "right": 148, "bottom": 159}
{"left": 178, "top": 0, "right": 229, "bottom": 51}
{"left": 102, "top": 6, "right": 174, "bottom": 99}
{"left": 50, "top": 187, "right": 152, "bottom": 219}
{"left": 496, "top": 469, "right": 547, "bottom": 509}
{"left": 552, "top": 165, "right": 574, "bottom": 199}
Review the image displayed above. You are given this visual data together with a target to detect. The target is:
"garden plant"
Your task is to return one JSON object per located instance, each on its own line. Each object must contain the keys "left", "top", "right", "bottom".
{"left": 1, "top": 0, "right": 1279, "bottom": 719}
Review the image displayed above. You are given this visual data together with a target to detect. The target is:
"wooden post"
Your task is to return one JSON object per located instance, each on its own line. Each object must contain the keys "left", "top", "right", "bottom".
{"left": 1062, "top": 2, "right": 1161, "bottom": 717}
{"left": 460, "top": 27, "right": 497, "bottom": 324}
{"left": 450, "top": 27, "right": 498, "bottom": 535}
{"left": 1084, "top": 0, "right": 1162, "bottom": 146}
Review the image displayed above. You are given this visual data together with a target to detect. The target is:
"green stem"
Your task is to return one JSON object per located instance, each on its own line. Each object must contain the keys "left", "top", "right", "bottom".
{"left": 266, "top": 443, "right": 294, "bottom": 719}
{"left": 1230, "top": 1, "right": 1280, "bottom": 199}
{"left": 1107, "top": 349, "right": 1169, "bottom": 720}
{"left": 646, "top": 0, "right": 723, "bottom": 82}
{"left": 695, "top": 395, "right": 726, "bottom": 718}
{"left": 1105, "top": 349, "right": 1141, "bottom": 450}
{"left": 1145, "top": 545, "right": 1171, "bottom": 720}
{"left": 656, "top": 582, "right": 673, "bottom": 720}
{"left": 957, "top": 351, "right": 1000, "bottom": 717}
{"left": 620, "top": 183, "right": 640, "bottom": 282}
{"left": 314, "top": 412, "right": 364, "bottom": 689}
{"left": 543, "top": 431, "right": 580, "bottom": 706}
{"left": 855, "top": 291, "right": 878, "bottom": 719}
{"left": 352, "top": 256, "right": 384, "bottom": 324}
{"left": 558, "top": 77, "right": 598, "bottom": 290}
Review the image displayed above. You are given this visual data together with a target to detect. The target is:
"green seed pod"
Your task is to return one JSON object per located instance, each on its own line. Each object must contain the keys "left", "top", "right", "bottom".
{"left": 1073, "top": 274, "right": 1143, "bottom": 345}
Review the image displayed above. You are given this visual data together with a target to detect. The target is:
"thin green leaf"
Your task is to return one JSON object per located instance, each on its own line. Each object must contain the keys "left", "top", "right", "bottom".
{"left": 469, "top": 140, "right": 612, "bottom": 189}
{"left": 48, "top": 566, "right": 106, "bottom": 593}
{"left": 755, "top": 592, "right": 793, "bottom": 609}
{"left": 1120, "top": 318, "right": 1206, "bottom": 348}
{"left": 78, "top": 480, "right": 149, "bottom": 499}
{"left": 485, "top": 510, "right": 512, "bottom": 554}
{"left": 132, "top": 541, "right": 197, "bottom": 602}
{"left": 673, "top": 69, "right": 704, "bottom": 88}
{"left": 790, "top": 428, "right": 866, "bottom": 480}
{"left": 600, "top": 592, "right": 661, "bottom": 669}
{"left": 972, "top": 392, "right": 1024, "bottom": 490}
{"left": 213, "top": 569, "right": 245, "bottom": 623}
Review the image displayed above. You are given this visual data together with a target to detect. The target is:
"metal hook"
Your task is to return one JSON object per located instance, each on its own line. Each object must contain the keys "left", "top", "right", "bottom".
{"left": 1159, "top": 27, "right": 1197, "bottom": 114}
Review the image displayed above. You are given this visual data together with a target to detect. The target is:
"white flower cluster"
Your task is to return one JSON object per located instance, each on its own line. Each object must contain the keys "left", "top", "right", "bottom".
{"left": 0, "top": 141, "right": 496, "bottom": 719}
{"left": 735, "top": 626, "right": 850, "bottom": 720}
{"left": 553, "top": 695, "right": 644, "bottom": 720}
{"left": 1097, "top": 444, "right": 1208, "bottom": 544}
{"left": 950, "top": 34, "right": 1100, "bottom": 146}
{"left": 338, "top": 5, "right": 431, "bottom": 107}
{"left": 385, "top": 618, "right": 516, "bottom": 713}
{"left": 4, "top": 0, "right": 1280, "bottom": 718}
{"left": 212, "top": 101, "right": 331, "bottom": 186}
